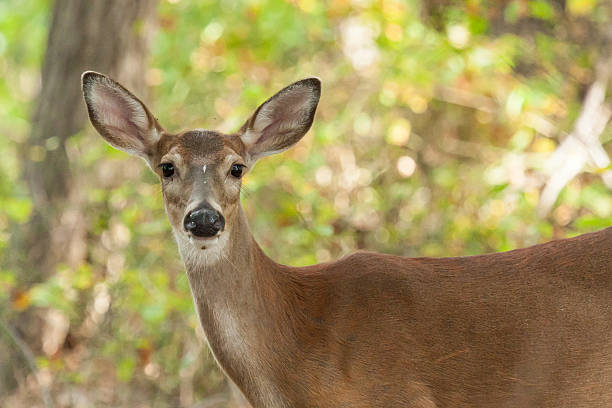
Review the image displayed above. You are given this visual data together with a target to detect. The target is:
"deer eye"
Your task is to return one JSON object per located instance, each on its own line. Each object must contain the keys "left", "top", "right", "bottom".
{"left": 230, "top": 164, "right": 245, "bottom": 178}
{"left": 160, "top": 163, "right": 175, "bottom": 178}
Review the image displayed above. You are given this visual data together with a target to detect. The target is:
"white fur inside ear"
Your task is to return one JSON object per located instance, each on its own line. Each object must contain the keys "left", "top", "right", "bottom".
{"left": 252, "top": 86, "right": 314, "bottom": 134}
{"left": 241, "top": 128, "right": 260, "bottom": 147}
{"left": 89, "top": 80, "right": 149, "bottom": 131}
{"left": 84, "top": 74, "right": 160, "bottom": 157}
{"left": 241, "top": 82, "right": 318, "bottom": 161}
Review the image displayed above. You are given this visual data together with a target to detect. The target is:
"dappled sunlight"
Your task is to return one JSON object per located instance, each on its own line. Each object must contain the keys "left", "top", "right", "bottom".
{"left": 1, "top": 0, "right": 611, "bottom": 406}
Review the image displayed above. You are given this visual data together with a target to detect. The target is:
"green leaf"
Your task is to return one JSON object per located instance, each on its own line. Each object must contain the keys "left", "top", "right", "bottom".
{"left": 116, "top": 357, "right": 136, "bottom": 382}
{"left": 528, "top": 1, "right": 556, "bottom": 21}
{"left": 2, "top": 197, "right": 32, "bottom": 222}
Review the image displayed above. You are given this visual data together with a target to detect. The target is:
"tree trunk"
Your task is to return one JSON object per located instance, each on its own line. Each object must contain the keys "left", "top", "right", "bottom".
{"left": 2, "top": 0, "right": 158, "bottom": 399}
{"left": 18, "top": 0, "right": 158, "bottom": 282}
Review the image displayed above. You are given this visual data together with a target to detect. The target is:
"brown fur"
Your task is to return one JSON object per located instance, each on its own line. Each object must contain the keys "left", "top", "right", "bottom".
{"left": 82, "top": 72, "right": 612, "bottom": 407}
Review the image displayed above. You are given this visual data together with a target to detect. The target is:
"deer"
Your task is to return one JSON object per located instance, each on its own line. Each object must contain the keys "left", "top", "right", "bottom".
{"left": 81, "top": 71, "right": 612, "bottom": 408}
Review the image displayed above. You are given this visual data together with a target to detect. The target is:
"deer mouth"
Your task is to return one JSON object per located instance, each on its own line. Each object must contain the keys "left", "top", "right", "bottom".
{"left": 186, "top": 232, "right": 224, "bottom": 250}
{"left": 188, "top": 232, "right": 222, "bottom": 242}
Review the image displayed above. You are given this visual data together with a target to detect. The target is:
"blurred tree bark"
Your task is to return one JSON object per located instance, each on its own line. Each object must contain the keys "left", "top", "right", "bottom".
{"left": 20, "top": 0, "right": 158, "bottom": 282}
{"left": 2, "top": 0, "right": 158, "bottom": 399}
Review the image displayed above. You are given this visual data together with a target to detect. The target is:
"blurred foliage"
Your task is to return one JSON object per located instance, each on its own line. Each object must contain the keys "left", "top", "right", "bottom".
{"left": 1, "top": 0, "right": 612, "bottom": 406}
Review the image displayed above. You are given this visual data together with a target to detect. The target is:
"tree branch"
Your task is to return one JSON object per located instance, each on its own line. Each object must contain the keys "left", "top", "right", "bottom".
{"left": 537, "top": 60, "right": 612, "bottom": 217}
{"left": 0, "top": 319, "right": 55, "bottom": 408}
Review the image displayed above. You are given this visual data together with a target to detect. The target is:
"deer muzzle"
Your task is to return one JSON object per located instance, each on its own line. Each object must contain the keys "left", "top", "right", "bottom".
{"left": 184, "top": 204, "right": 225, "bottom": 238}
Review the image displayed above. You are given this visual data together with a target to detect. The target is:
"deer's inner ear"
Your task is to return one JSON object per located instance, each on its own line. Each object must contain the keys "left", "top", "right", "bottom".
{"left": 82, "top": 71, "right": 162, "bottom": 161}
{"left": 239, "top": 77, "right": 321, "bottom": 164}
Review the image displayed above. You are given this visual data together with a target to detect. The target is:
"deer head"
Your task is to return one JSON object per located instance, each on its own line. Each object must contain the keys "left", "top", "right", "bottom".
{"left": 82, "top": 72, "right": 321, "bottom": 260}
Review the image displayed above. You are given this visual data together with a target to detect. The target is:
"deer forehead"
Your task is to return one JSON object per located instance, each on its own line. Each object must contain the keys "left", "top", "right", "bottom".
{"left": 157, "top": 130, "right": 247, "bottom": 170}
{"left": 168, "top": 129, "right": 245, "bottom": 161}
{"left": 177, "top": 130, "right": 224, "bottom": 157}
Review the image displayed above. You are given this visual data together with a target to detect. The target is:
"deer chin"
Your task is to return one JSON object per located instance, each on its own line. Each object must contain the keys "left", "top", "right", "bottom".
{"left": 189, "top": 233, "right": 222, "bottom": 250}
{"left": 174, "top": 229, "right": 230, "bottom": 268}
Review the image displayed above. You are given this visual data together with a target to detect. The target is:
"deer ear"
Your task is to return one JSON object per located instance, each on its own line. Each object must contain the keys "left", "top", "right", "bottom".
{"left": 239, "top": 78, "right": 321, "bottom": 164}
{"left": 81, "top": 71, "right": 162, "bottom": 162}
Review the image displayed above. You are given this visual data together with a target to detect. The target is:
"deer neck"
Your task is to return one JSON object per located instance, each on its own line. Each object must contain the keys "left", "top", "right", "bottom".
{"left": 179, "top": 207, "right": 266, "bottom": 301}
{"left": 176, "top": 206, "right": 290, "bottom": 399}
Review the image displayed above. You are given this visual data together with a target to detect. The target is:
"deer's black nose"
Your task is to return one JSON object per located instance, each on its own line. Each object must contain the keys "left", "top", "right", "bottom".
{"left": 184, "top": 205, "right": 225, "bottom": 238}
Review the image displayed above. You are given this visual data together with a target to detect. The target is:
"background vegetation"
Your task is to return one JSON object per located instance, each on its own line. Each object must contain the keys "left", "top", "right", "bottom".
{"left": 1, "top": 0, "right": 612, "bottom": 406}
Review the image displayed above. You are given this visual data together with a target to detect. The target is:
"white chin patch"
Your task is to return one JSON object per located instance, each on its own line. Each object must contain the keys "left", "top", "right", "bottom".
{"left": 175, "top": 230, "right": 229, "bottom": 267}
{"left": 189, "top": 235, "right": 220, "bottom": 249}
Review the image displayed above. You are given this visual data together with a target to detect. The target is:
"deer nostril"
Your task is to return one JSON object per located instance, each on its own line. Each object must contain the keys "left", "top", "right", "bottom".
{"left": 184, "top": 206, "right": 225, "bottom": 238}
{"left": 215, "top": 214, "right": 225, "bottom": 231}
{"left": 205, "top": 211, "right": 218, "bottom": 225}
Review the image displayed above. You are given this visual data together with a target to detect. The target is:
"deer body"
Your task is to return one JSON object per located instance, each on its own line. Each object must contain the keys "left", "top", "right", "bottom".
{"left": 82, "top": 72, "right": 612, "bottom": 407}
{"left": 183, "top": 217, "right": 612, "bottom": 408}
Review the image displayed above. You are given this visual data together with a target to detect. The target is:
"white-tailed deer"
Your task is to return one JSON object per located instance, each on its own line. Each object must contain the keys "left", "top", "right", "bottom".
{"left": 82, "top": 71, "right": 612, "bottom": 408}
